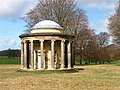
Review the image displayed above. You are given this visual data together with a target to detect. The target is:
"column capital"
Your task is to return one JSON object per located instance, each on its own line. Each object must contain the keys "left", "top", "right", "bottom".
{"left": 39, "top": 39, "right": 44, "bottom": 42}
{"left": 21, "top": 40, "right": 24, "bottom": 44}
{"left": 51, "top": 40, "right": 55, "bottom": 42}
{"left": 23, "top": 40, "right": 28, "bottom": 43}
{"left": 68, "top": 40, "right": 73, "bottom": 43}
{"left": 30, "top": 40, "right": 34, "bottom": 43}
{"left": 61, "top": 40, "right": 65, "bottom": 43}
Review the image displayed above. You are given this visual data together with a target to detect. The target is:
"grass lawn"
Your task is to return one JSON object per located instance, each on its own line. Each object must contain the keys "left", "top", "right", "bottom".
{"left": 0, "top": 57, "right": 20, "bottom": 64}
{"left": 0, "top": 64, "right": 120, "bottom": 90}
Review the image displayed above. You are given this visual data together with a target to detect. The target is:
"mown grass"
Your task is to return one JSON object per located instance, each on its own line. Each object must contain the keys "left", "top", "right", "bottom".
{"left": 75, "top": 58, "right": 120, "bottom": 66}
{"left": 0, "top": 57, "right": 120, "bottom": 90}
{"left": 0, "top": 65, "right": 120, "bottom": 90}
{"left": 0, "top": 57, "right": 20, "bottom": 64}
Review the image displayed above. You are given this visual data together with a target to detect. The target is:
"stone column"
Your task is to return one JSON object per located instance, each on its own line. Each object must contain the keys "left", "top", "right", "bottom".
{"left": 68, "top": 41, "right": 71, "bottom": 69}
{"left": 30, "top": 40, "right": 34, "bottom": 69}
{"left": 21, "top": 41, "right": 24, "bottom": 69}
{"left": 71, "top": 41, "right": 74, "bottom": 68}
{"left": 24, "top": 40, "right": 27, "bottom": 69}
{"left": 40, "top": 40, "right": 44, "bottom": 69}
{"left": 51, "top": 40, "right": 55, "bottom": 69}
{"left": 34, "top": 51, "right": 37, "bottom": 69}
{"left": 60, "top": 40, "right": 65, "bottom": 69}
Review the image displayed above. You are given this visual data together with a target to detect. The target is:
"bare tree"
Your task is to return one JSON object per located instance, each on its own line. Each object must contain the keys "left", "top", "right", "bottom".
{"left": 23, "top": 0, "right": 88, "bottom": 33}
{"left": 23, "top": 0, "right": 89, "bottom": 64}
{"left": 76, "top": 29, "right": 96, "bottom": 64}
{"left": 105, "top": 44, "right": 120, "bottom": 62}
{"left": 96, "top": 32, "right": 110, "bottom": 47}
{"left": 108, "top": 0, "right": 120, "bottom": 45}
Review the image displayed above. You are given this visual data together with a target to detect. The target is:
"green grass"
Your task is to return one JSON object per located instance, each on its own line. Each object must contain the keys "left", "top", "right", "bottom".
{"left": 0, "top": 65, "right": 120, "bottom": 90}
{"left": 0, "top": 56, "right": 119, "bottom": 66}
{"left": 1, "top": 57, "right": 120, "bottom": 89}
{"left": 75, "top": 58, "right": 120, "bottom": 66}
{"left": 0, "top": 57, "right": 20, "bottom": 64}
{"left": 111, "top": 60, "right": 120, "bottom": 66}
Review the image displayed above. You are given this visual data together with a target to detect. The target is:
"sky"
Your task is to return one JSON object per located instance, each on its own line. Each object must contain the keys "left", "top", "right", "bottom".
{"left": 0, "top": 0, "right": 118, "bottom": 51}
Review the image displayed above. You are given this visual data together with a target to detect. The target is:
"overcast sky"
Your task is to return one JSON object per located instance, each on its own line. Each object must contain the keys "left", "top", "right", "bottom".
{"left": 0, "top": 0, "right": 118, "bottom": 50}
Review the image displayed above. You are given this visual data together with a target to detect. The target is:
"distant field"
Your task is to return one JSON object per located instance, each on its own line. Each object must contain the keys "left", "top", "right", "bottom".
{"left": 0, "top": 65, "right": 120, "bottom": 90}
{"left": 0, "top": 56, "right": 120, "bottom": 66}
{"left": 0, "top": 57, "right": 20, "bottom": 64}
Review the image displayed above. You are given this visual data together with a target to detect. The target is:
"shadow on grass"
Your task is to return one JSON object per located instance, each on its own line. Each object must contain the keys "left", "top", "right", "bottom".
{"left": 114, "top": 64, "right": 120, "bottom": 66}
{"left": 17, "top": 68, "right": 84, "bottom": 74}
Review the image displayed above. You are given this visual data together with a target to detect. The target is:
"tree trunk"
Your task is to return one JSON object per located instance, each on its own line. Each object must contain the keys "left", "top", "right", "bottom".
{"left": 80, "top": 59, "right": 82, "bottom": 65}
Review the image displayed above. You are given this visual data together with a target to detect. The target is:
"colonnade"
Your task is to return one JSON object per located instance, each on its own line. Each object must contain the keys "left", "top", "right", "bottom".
{"left": 21, "top": 39, "right": 72, "bottom": 70}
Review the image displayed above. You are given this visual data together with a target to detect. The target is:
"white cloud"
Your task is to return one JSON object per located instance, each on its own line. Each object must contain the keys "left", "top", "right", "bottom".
{"left": 0, "top": 37, "right": 20, "bottom": 50}
{"left": 78, "top": 0, "right": 117, "bottom": 9}
{"left": 0, "top": 0, "right": 117, "bottom": 18}
{"left": 90, "top": 18, "right": 109, "bottom": 34}
{"left": 0, "top": 0, "right": 39, "bottom": 18}
{"left": 0, "top": 0, "right": 23, "bottom": 16}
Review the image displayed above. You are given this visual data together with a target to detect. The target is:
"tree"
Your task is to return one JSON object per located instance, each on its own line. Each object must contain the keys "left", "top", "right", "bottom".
{"left": 76, "top": 29, "right": 96, "bottom": 64}
{"left": 108, "top": 0, "right": 120, "bottom": 45}
{"left": 76, "top": 31, "right": 111, "bottom": 65}
{"left": 96, "top": 32, "right": 110, "bottom": 47}
{"left": 0, "top": 49, "right": 21, "bottom": 58}
{"left": 93, "top": 32, "right": 110, "bottom": 64}
{"left": 23, "top": 0, "right": 89, "bottom": 63}
{"left": 105, "top": 44, "right": 120, "bottom": 62}
{"left": 23, "top": 0, "right": 88, "bottom": 32}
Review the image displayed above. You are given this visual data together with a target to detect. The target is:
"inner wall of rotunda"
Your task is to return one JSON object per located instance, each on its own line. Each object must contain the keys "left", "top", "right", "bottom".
{"left": 32, "top": 40, "right": 61, "bottom": 69}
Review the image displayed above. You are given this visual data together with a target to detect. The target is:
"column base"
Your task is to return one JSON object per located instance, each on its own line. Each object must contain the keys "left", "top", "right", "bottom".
{"left": 34, "top": 65, "right": 37, "bottom": 69}
{"left": 21, "top": 68, "right": 28, "bottom": 70}
{"left": 60, "top": 64, "right": 65, "bottom": 70}
{"left": 20, "top": 66, "right": 24, "bottom": 69}
{"left": 20, "top": 67, "right": 24, "bottom": 69}
{"left": 60, "top": 67, "right": 65, "bottom": 70}
{"left": 67, "top": 67, "right": 72, "bottom": 69}
{"left": 37, "top": 68, "right": 44, "bottom": 70}
{"left": 47, "top": 67, "right": 55, "bottom": 70}
{"left": 68, "top": 65, "right": 72, "bottom": 69}
{"left": 47, "top": 68, "right": 55, "bottom": 70}
{"left": 30, "top": 66, "right": 34, "bottom": 70}
{"left": 47, "top": 64, "right": 55, "bottom": 70}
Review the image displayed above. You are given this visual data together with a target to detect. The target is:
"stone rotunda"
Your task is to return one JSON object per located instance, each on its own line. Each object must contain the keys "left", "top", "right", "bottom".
{"left": 19, "top": 20, "right": 74, "bottom": 70}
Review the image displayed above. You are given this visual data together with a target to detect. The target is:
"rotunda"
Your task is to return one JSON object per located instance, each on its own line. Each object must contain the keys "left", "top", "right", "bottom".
{"left": 19, "top": 20, "right": 74, "bottom": 70}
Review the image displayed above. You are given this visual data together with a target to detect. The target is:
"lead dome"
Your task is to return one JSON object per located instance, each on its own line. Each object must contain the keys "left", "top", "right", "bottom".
{"left": 31, "top": 20, "right": 64, "bottom": 34}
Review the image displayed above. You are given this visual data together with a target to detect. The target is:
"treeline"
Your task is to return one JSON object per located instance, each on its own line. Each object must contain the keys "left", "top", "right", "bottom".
{"left": 0, "top": 49, "right": 21, "bottom": 58}
{"left": 74, "top": 0, "right": 120, "bottom": 65}
{"left": 76, "top": 30, "right": 120, "bottom": 65}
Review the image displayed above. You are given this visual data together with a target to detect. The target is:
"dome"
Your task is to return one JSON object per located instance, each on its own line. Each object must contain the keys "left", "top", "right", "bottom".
{"left": 32, "top": 20, "right": 63, "bottom": 29}
{"left": 31, "top": 20, "right": 64, "bottom": 34}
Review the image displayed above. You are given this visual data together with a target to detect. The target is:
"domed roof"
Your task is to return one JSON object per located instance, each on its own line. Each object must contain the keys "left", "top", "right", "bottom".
{"left": 32, "top": 20, "right": 63, "bottom": 29}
